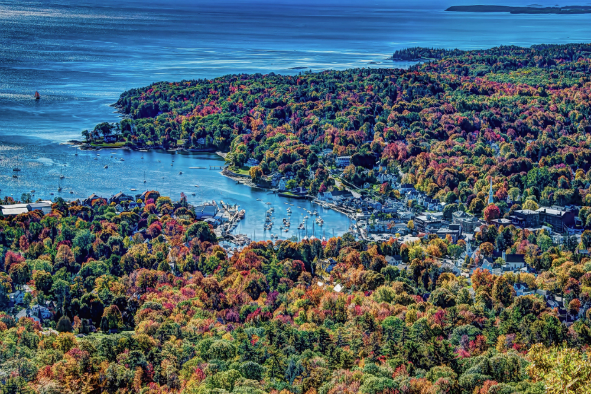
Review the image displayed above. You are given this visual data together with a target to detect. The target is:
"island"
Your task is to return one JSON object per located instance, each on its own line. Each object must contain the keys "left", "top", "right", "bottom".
{"left": 446, "top": 5, "right": 591, "bottom": 14}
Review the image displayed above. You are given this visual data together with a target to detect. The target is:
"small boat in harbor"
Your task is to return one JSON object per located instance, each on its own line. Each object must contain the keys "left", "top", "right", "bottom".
{"left": 34, "top": 91, "right": 40, "bottom": 100}
{"left": 179, "top": 171, "right": 183, "bottom": 175}
{"left": 130, "top": 188, "right": 137, "bottom": 191}
{"left": 104, "top": 165, "right": 108, "bottom": 169}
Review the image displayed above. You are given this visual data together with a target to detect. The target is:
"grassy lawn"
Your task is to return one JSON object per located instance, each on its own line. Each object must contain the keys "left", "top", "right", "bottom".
{"left": 90, "top": 142, "right": 127, "bottom": 148}
{"left": 231, "top": 166, "right": 251, "bottom": 176}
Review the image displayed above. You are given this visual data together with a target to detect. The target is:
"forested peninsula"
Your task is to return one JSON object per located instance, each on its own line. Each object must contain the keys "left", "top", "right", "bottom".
{"left": 445, "top": 5, "right": 591, "bottom": 14}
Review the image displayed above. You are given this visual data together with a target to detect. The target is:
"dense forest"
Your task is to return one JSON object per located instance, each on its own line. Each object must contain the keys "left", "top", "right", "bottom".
{"left": 5, "top": 42, "right": 584, "bottom": 393}
{"left": 1, "top": 191, "right": 591, "bottom": 393}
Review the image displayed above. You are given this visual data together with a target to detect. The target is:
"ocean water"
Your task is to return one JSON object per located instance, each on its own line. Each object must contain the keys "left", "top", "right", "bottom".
{"left": 0, "top": 0, "right": 589, "bottom": 240}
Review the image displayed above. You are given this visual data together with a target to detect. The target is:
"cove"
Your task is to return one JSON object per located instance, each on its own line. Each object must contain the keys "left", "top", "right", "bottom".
{"left": 0, "top": 140, "right": 353, "bottom": 242}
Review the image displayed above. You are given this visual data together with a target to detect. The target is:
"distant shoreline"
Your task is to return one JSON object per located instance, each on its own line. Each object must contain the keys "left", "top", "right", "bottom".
{"left": 446, "top": 5, "right": 591, "bottom": 14}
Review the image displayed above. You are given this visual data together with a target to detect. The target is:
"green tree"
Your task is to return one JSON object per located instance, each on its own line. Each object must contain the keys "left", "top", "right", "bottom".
{"left": 56, "top": 316, "right": 72, "bottom": 333}
{"left": 492, "top": 276, "right": 514, "bottom": 307}
{"left": 32, "top": 270, "right": 53, "bottom": 294}
{"left": 100, "top": 305, "right": 123, "bottom": 331}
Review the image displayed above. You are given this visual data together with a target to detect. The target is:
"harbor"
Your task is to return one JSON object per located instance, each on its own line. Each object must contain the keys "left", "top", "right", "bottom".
{"left": 0, "top": 142, "right": 354, "bottom": 244}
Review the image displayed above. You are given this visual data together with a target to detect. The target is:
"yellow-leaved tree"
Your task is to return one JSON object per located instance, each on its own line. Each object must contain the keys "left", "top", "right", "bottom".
{"left": 527, "top": 344, "right": 591, "bottom": 394}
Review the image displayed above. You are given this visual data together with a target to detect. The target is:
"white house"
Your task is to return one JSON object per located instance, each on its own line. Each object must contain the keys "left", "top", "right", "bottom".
{"left": 9, "top": 290, "right": 25, "bottom": 305}
{"left": 320, "top": 190, "right": 354, "bottom": 202}
{"left": 503, "top": 253, "right": 526, "bottom": 272}
{"left": 245, "top": 158, "right": 260, "bottom": 168}
{"left": 278, "top": 178, "right": 287, "bottom": 191}
{"left": 16, "top": 305, "right": 52, "bottom": 322}
{"left": 27, "top": 201, "right": 53, "bottom": 215}
{"left": 336, "top": 156, "right": 351, "bottom": 167}
{"left": 31, "top": 305, "right": 52, "bottom": 319}
{"left": 514, "top": 283, "right": 534, "bottom": 297}
{"left": 1, "top": 204, "right": 30, "bottom": 216}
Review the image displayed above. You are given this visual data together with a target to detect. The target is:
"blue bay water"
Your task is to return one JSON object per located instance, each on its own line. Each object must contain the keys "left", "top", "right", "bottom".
{"left": 0, "top": 0, "right": 589, "bottom": 240}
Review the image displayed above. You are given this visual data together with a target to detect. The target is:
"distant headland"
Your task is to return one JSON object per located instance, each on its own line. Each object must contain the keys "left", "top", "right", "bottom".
{"left": 446, "top": 5, "right": 591, "bottom": 14}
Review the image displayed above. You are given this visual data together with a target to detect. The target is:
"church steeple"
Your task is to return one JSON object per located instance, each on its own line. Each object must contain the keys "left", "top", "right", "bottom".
{"left": 488, "top": 177, "right": 494, "bottom": 205}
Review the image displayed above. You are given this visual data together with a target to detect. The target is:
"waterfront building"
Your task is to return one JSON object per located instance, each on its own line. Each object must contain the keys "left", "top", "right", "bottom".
{"left": 110, "top": 192, "right": 134, "bottom": 204}
{"left": 1, "top": 201, "right": 53, "bottom": 216}
{"left": 194, "top": 204, "right": 219, "bottom": 219}
{"left": 1, "top": 204, "right": 30, "bottom": 216}
{"left": 278, "top": 178, "right": 287, "bottom": 191}
{"left": 319, "top": 190, "right": 353, "bottom": 202}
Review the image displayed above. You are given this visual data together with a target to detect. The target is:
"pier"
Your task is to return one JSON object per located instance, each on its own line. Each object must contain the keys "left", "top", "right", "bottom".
{"left": 214, "top": 200, "right": 248, "bottom": 245}
{"left": 209, "top": 165, "right": 224, "bottom": 170}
